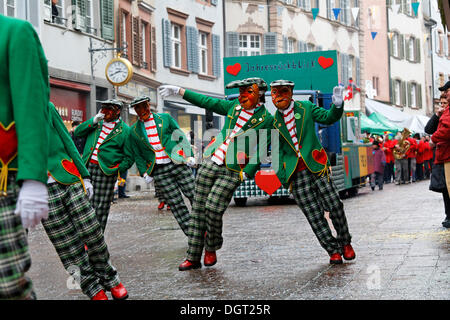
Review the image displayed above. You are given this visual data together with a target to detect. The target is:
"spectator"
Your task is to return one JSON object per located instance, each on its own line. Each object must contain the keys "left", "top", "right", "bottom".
{"left": 371, "top": 141, "right": 386, "bottom": 191}
{"left": 70, "top": 121, "right": 86, "bottom": 155}
{"left": 423, "top": 135, "right": 433, "bottom": 179}
{"left": 383, "top": 133, "right": 395, "bottom": 183}
{"left": 415, "top": 134, "right": 426, "bottom": 181}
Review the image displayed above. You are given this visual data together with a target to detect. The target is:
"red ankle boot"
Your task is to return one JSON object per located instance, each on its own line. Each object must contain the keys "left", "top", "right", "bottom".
{"left": 204, "top": 250, "right": 217, "bottom": 267}
{"left": 329, "top": 253, "right": 343, "bottom": 265}
{"left": 91, "top": 290, "right": 108, "bottom": 300}
{"left": 110, "top": 283, "right": 128, "bottom": 300}
{"left": 179, "top": 260, "right": 202, "bottom": 271}
{"left": 158, "top": 201, "right": 165, "bottom": 210}
{"left": 343, "top": 244, "right": 356, "bottom": 260}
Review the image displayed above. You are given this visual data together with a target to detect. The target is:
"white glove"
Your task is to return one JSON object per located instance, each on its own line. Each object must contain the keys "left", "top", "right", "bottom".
{"left": 332, "top": 85, "right": 345, "bottom": 108}
{"left": 83, "top": 178, "right": 94, "bottom": 200}
{"left": 143, "top": 173, "right": 153, "bottom": 184}
{"left": 14, "top": 180, "right": 49, "bottom": 229}
{"left": 186, "top": 157, "right": 196, "bottom": 168}
{"left": 158, "top": 85, "right": 181, "bottom": 98}
{"left": 93, "top": 111, "right": 105, "bottom": 124}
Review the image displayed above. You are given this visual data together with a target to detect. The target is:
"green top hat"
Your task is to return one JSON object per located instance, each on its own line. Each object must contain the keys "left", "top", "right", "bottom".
{"left": 226, "top": 77, "right": 268, "bottom": 91}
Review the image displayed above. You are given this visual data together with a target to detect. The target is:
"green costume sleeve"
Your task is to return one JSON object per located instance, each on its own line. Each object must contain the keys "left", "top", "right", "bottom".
{"left": 74, "top": 118, "right": 97, "bottom": 138}
{"left": 49, "top": 103, "right": 90, "bottom": 179}
{"left": 182, "top": 89, "right": 236, "bottom": 116}
{"left": 310, "top": 101, "right": 344, "bottom": 125}
{"left": 9, "top": 20, "right": 50, "bottom": 184}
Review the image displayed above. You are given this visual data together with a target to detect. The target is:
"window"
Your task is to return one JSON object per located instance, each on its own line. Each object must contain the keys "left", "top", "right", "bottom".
{"left": 372, "top": 76, "right": 379, "bottom": 95}
{"left": 5, "top": 0, "right": 15, "bottom": 17}
{"left": 394, "top": 80, "right": 401, "bottom": 105}
{"left": 409, "top": 83, "right": 417, "bottom": 107}
{"left": 199, "top": 32, "right": 208, "bottom": 74}
{"left": 239, "top": 34, "right": 261, "bottom": 56}
{"left": 287, "top": 38, "right": 295, "bottom": 53}
{"left": 85, "top": 0, "right": 94, "bottom": 34}
{"left": 407, "top": 37, "right": 415, "bottom": 61}
{"left": 141, "top": 22, "right": 147, "bottom": 68}
{"left": 172, "top": 23, "right": 182, "bottom": 68}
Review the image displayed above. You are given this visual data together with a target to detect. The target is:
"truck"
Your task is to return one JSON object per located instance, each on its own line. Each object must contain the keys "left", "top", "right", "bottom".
{"left": 223, "top": 51, "right": 374, "bottom": 206}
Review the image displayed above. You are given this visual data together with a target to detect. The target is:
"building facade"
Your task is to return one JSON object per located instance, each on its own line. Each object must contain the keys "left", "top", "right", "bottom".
{"left": 224, "top": 0, "right": 362, "bottom": 111}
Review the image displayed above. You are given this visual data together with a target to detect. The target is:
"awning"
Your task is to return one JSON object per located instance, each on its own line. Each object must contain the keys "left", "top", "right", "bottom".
{"left": 360, "top": 114, "right": 396, "bottom": 135}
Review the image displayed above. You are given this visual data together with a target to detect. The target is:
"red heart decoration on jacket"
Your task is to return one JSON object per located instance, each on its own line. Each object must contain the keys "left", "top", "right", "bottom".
{"left": 312, "top": 149, "right": 328, "bottom": 166}
{"left": 226, "top": 63, "right": 241, "bottom": 76}
{"left": 0, "top": 123, "right": 18, "bottom": 166}
{"left": 237, "top": 152, "right": 249, "bottom": 169}
{"left": 177, "top": 149, "right": 186, "bottom": 158}
{"left": 61, "top": 159, "right": 81, "bottom": 178}
{"left": 255, "top": 170, "right": 282, "bottom": 196}
{"left": 318, "top": 56, "right": 334, "bottom": 69}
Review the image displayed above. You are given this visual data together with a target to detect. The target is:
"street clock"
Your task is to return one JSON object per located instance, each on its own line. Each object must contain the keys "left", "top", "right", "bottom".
{"left": 105, "top": 55, "right": 133, "bottom": 86}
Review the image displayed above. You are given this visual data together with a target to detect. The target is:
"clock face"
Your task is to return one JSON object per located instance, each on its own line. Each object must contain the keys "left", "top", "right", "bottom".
{"left": 106, "top": 60, "right": 130, "bottom": 85}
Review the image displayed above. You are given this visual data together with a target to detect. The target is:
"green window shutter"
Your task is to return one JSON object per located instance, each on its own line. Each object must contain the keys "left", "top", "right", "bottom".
{"left": 186, "top": 26, "right": 199, "bottom": 73}
{"left": 399, "top": 34, "right": 404, "bottom": 59}
{"left": 226, "top": 32, "right": 239, "bottom": 57}
{"left": 401, "top": 81, "right": 406, "bottom": 106}
{"left": 407, "top": 82, "right": 411, "bottom": 106}
{"left": 212, "top": 34, "right": 221, "bottom": 77}
{"left": 263, "top": 32, "right": 277, "bottom": 55}
{"left": 417, "top": 84, "right": 422, "bottom": 107}
{"left": 101, "top": 0, "right": 114, "bottom": 41}
{"left": 162, "top": 19, "right": 172, "bottom": 68}
{"left": 389, "top": 78, "right": 394, "bottom": 104}
{"left": 405, "top": 38, "right": 410, "bottom": 61}
{"left": 415, "top": 38, "right": 421, "bottom": 63}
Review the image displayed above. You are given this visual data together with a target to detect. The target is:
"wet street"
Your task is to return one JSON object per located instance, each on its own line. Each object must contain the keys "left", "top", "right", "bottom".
{"left": 27, "top": 179, "right": 449, "bottom": 300}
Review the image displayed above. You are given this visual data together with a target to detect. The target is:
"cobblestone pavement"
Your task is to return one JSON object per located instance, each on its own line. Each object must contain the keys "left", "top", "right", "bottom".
{"left": 26, "top": 179, "right": 449, "bottom": 300}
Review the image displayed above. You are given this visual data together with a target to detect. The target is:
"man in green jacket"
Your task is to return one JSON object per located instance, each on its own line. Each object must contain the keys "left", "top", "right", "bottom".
{"left": 42, "top": 102, "right": 128, "bottom": 300}
{"left": 0, "top": 15, "right": 50, "bottom": 300}
{"left": 126, "top": 96, "right": 196, "bottom": 235}
{"left": 270, "top": 80, "right": 355, "bottom": 265}
{"left": 74, "top": 100, "right": 132, "bottom": 232}
{"left": 159, "top": 78, "right": 274, "bottom": 271}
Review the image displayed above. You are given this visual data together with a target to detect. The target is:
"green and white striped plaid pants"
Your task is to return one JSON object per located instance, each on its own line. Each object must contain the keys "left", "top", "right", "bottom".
{"left": 152, "top": 162, "right": 195, "bottom": 235}
{"left": 186, "top": 159, "right": 242, "bottom": 262}
{"left": 0, "top": 173, "right": 34, "bottom": 300}
{"left": 43, "top": 181, "right": 120, "bottom": 299}
{"left": 291, "top": 169, "right": 352, "bottom": 255}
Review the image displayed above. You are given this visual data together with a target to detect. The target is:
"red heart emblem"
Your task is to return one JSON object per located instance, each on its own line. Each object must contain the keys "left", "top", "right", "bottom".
{"left": 61, "top": 159, "right": 81, "bottom": 178}
{"left": 226, "top": 63, "right": 241, "bottom": 76}
{"left": 318, "top": 56, "right": 334, "bottom": 69}
{"left": 254, "top": 170, "right": 282, "bottom": 196}
{"left": 237, "top": 152, "right": 249, "bottom": 169}
{"left": 177, "top": 149, "right": 186, "bottom": 158}
{"left": 312, "top": 149, "right": 328, "bottom": 166}
{"left": 0, "top": 123, "right": 18, "bottom": 166}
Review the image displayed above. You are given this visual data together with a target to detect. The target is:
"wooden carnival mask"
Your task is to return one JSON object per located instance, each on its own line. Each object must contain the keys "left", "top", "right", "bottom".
{"left": 238, "top": 84, "right": 260, "bottom": 110}
{"left": 271, "top": 85, "right": 293, "bottom": 110}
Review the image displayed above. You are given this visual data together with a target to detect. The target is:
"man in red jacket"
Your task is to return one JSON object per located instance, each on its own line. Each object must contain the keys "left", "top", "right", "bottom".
{"left": 406, "top": 135, "right": 418, "bottom": 183}
{"left": 415, "top": 135, "right": 426, "bottom": 181}
{"left": 423, "top": 136, "right": 433, "bottom": 179}
{"left": 383, "top": 133, "right": 395, "bottom": 184}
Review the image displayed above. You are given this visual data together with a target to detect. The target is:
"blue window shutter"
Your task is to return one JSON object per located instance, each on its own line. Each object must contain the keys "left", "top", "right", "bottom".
{"left": 263, "top": 32, "right": 277, "bottom": 55}
{"left": 212, "top": 34, "right": 221, "bottom": 77}
{"left": 162, "top": 19, "right": 172, "bottom": 68}
{"left": 226, "top": 31, "right": 239, "bottom": 57}
{"left": 101, "top": 0, "right": 114, "bottom": 41}
{"left": 186, "top": 26, "right": 199, "bottom": 73}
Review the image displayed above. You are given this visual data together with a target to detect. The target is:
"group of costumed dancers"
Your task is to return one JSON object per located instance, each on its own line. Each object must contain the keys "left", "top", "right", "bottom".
{"left": 0, "top": 15, "right": 355, "bottom": 300}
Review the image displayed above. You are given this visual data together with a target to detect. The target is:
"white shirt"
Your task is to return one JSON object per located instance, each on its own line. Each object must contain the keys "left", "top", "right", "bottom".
{"left": 91, "top": 119, "right": 119, "bottom": 162}
{"left": 144, "top": 114, "right": 171, "bottom": 164}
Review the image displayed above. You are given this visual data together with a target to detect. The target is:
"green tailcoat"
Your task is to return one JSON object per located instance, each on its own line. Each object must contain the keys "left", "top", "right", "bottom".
{"left": 272, "top": 100, "right": 343, "bottom": 187}
{"left": 0, "top": 16, "right": 50, "bottom": 184}
{"left": 74, "top": 117, "right": 131, "bottom": 176}
{"left": 183, "top": 90, "right": 274, "bottom": 178}
{"left": 126, "top": 113, "right": 193, "bottom": 176}
{"left": 47, "top": 102, "right": 90, "bottom": 184}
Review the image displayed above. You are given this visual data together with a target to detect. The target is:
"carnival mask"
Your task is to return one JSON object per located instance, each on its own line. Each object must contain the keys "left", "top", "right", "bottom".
{"left": 271, "top": 85, "right": 293, "bottom": 110}
{"left": 134, "top": 102, "right": 151, "bottom": 121}
{"left": 238, "top": 84, "right": 260, "bottom": 110}
{"left": 101, "top": 106, "right": 121, "bottom": 122}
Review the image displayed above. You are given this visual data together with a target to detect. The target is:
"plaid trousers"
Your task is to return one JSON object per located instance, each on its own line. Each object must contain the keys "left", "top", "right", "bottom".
{"left": 87, "top": 162, "right": 117, "bottom": 232}
{"left": 291, "top": 169, "right": 352, "bottom": 255}
{"left": 186, "top": 159, "right": 242, "bottom": 262}
{"left": 0, "top": 173, "right": 34, "bottom": 300}
{"left": 42, "top": 182, "right": 120, "bottom": 299}
{"left": 152, "top": 163, "right": 195, "bottom": 235}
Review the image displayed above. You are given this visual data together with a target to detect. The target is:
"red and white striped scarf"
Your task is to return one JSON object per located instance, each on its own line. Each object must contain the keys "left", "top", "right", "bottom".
{"left": 144, "top": 114, "right": 171, "bottom": 164}
{"left": 211, "top": 106, "right": 256, "bottom": 165}
{"left": 91, "top": 119, "right": 119, "bottom": 162}
{"left": 282, "top": 102, "right": 299, "bottom": 153}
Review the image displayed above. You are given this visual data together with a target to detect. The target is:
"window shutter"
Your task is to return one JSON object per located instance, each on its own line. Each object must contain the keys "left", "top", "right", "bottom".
{"left": 226, "top": 31, "right": 239, "bottom": 57}
{"left": 263, "top": 32, "right": 277, "bottom": 55}
{"left": 417, "top": 84, "right": 422, "bottom": 108}
{"left": 327, "top": 0, "right": 332, "bottom": 19}
{"left": 162, "top": 19, "right": 172, "bottom": 68}
{"left": 401, "top": 81, "right": 406, "bottom": 106}
{"left": 186, "top": 26, "right": 199, "bottom": 73}
{"left": 356, "top": 57, "right": 360, "bottom": 86}
{"left": 212, "top": 34, "right": 221, "bottom": 78}
{"left": 415, "top": 38, "right": 420, "bottom": 63}
{"left": 101, "top": 0, "right": 115, "bottom": 41}
{"left": 405, "top": 39, "right": 410, "bottom": 61}
{"left": 151, "top": 26, "right": 157, "bottom": 72}
{"left": 389, "top": 37, "right": 393, "bottom": 56}
{"left": 283, "top": 36, "right": 288, "bottom": 53}
{"left": 132, "top": 16, "right": 141, "bottom": 66}
{"left": 16, "top": 0, "right": 27, "bottom": 20}
{"left": 399, "top": 34, "right": 404, "bottom": 59}
{"left": 390, "top": 78, "right": 394, "bottom": 104}
{"left": 407, "top": 82, "right": 412, "bottom": 106}
{"left": 0, "top": 0, "right": 3, "bottom": 15}
{"left": 72, "top": 0, "right": 87, "bottom": 32}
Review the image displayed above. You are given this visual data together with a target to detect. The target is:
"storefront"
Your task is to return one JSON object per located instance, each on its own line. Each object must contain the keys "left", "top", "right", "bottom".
{"left": 49, "top": 78, "right": 90, "bottom": 131}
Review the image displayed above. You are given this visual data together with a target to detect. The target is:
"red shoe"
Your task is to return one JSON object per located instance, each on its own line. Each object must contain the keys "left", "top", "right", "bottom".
{"left": 343, "top": 244, "right": 356, "bottom": 260}
{"left": 179, "top": 260, "right": 202, "bottom": 271}
{"left": 204, "top": 250, "right": 217, "bottom": 267}
{"left": 84, "top": 244, "right": 88, "bottom": 251}
{"left": 329, "top": 253, "right": 343, "bottom": 265}
{"left": 91, "top": 290, "right": 108, "bottom": 300}
{"left": 158, "top": 201, "right": 165, "bottom": 210}
{"left": 110, "top": 283, "right": 128, "bottom": 300}
{"left": 167, "top": 205, "right": 171, "bottom": 211}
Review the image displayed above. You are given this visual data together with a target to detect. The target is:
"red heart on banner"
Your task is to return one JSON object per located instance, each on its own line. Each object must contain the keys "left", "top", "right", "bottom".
{"left": 0, "top": 123, "right": 18, "bottom": 166}
{"left": 312, "top": 148, "right": 328, "bottom": 166}
{"left": 226, "top": 63, "right": 241, "bottom": 76}
{"left": 318, "top": 56, "right": 334, "bottom": 69}
{"left": 62, "top": 159, "right": 81, "bottom": 178}
{"left": 254, "top": 170, "right": 282, "bottom": 196}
